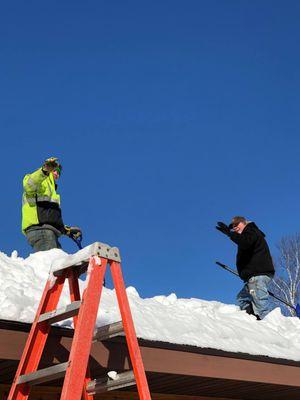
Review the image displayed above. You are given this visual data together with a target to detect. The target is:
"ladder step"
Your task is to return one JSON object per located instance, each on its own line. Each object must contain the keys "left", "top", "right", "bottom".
{"left": 93, "top": 321, "right": 124, "bottom": 342}
{"left": 86, "top": 370, "right": 136, "bottom": 394}
{"left": 17, "top": 362, "right": 69, "bottom": 385}
{"left": 53, "top": 261, "right": 89, "bottom": 277}
{"left": 38, "top": 301, "right": 82, "bottom": 324}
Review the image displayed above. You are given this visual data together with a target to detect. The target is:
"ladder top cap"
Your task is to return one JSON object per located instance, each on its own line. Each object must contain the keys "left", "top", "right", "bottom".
{"left": 51, "top": 242, "right": 121, "bottom": 274}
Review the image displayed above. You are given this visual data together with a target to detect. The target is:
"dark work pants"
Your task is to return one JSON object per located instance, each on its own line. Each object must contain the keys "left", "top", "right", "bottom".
{"left": 26, "top": 228, "right": 62, "bottom": 252}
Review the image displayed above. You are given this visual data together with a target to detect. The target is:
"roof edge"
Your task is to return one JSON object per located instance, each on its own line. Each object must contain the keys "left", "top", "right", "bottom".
{"left": 1, "top": 319, "right": 299, "bottom": 367}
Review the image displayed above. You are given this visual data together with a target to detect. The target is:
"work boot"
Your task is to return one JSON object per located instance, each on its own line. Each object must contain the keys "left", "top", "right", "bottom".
{"left": 245, "top": 304, "right": 261, "bottom": 320}
{"left": 245, "top": 303, "right": 255, "bottom": 315}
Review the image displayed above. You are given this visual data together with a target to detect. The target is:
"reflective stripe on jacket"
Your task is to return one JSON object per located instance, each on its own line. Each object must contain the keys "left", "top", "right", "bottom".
{"left": 22, "top": 168, "right": 62, "bottom": 234}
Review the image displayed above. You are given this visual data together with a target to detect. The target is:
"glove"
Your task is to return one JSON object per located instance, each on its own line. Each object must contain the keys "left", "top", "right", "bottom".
{"left": 42, "top": 157, "right": 59, "bottom": 174}
{"left": 216, "top": 221, "right": 231, "bottom": 236}
{"left": 65, "top": 225, "right": 82, "bottom": 240}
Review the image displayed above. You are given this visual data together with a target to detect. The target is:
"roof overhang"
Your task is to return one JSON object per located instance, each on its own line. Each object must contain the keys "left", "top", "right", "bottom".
{"left": 1, "top": 319, "right": 300, "bottom": 399}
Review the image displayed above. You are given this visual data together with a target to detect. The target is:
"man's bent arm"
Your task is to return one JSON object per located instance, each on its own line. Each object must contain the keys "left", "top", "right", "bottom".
{"left": 229, "top": 230, "right": 257, "bottom": 249}
{"left": 23, "top": 168, "right": 48, "bottom": 195}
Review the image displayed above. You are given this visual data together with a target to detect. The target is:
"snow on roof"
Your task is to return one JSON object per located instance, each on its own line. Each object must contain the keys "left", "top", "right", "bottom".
{"left": 1, "top": 247, "right": 300, "bottom": 361}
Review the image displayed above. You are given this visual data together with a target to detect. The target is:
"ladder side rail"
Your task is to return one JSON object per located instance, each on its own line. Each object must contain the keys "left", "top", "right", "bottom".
{"left": 60, "top": 257, "right": 107, "bottom": 400}
{"left": 110, "top": 261, "right": 152, "bottom": 400}
{"left": 67, "top": 270, "right": 94, "bottom": 400}
{"left": 8, "top": 274, "right": 66, "bottom": 400}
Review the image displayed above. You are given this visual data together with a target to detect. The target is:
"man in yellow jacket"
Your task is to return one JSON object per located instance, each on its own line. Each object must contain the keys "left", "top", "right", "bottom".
{"left": 22, "top": 157, "right": 81, "bottom": 252}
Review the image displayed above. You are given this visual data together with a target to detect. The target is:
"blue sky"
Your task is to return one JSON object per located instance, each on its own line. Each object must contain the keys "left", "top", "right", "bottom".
{"left": 1, "top": 1, "right": 300, "bottom": 304}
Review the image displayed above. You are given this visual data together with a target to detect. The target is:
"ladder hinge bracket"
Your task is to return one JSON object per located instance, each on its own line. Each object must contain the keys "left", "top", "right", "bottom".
{"left": 95, "top": 243, "right": 121, "bottom": 262}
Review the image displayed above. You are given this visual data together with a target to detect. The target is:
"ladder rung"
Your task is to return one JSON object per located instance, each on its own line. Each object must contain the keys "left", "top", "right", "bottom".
{"left": 38, "top": 301, "right": 82, "bottom": 324}
{"left": 17, "top": 362, "right": 69, "bottom": 385}
{"left": 93, "top": 321, "right": 124, "bottom": 342}
{"left": 86, "top": 370, "right": 135, "bottom": 394}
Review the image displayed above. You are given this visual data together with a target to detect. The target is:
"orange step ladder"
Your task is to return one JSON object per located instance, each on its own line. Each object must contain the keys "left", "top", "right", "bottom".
{"left": 8, "top": 242, "right": 152, "bottom": 400}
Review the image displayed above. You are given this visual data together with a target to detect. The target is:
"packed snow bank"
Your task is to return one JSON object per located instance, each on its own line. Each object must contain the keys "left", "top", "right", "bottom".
{"left": 1, "top": 248, "right": 300, "bottom": 361}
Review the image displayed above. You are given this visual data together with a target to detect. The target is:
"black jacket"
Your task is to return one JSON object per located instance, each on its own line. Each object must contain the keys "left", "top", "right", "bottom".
{"left": 36, "top": 200, "right": 65, "bottom": 233}
{"left": 229, "top": 222, "right": 274, "bottom": 282}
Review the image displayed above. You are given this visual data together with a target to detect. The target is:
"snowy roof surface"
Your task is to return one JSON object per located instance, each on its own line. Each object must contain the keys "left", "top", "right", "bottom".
{"left": 1, "top": 247, "right": 300, "bottom": 361}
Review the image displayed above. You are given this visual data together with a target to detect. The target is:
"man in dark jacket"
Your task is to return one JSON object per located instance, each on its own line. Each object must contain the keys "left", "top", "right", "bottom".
{"left": 22, "top": 157, "right": 82, "bottom": 252}
{"left": 216, "top": 216, "right": 275, "bottom": 319}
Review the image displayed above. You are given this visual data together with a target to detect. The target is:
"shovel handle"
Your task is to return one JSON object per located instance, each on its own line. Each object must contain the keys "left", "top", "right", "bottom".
{"left": 215, "top": 261, "right": 299, "bottom": 315}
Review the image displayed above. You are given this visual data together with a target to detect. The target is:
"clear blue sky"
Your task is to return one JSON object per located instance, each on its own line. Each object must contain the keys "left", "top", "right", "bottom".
{"left": 1, "top": 1, "right": 300, "bottom": 304}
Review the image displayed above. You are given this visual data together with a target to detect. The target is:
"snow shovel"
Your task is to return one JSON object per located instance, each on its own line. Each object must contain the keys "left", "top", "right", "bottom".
{"left": 70, "top": 232, "right": 83, "bottom": 250}
{"left": 215, "top": 261, "right": 300, "bottom": 318}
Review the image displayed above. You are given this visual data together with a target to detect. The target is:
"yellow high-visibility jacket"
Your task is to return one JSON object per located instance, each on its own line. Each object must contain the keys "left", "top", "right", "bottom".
{"left": 22, "top": 168, "right": 64, "bottom": 234}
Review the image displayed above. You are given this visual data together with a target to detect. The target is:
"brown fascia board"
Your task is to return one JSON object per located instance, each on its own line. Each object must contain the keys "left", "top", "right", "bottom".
{"left": 1, "top": 319, "right": 300, "bottom": 388}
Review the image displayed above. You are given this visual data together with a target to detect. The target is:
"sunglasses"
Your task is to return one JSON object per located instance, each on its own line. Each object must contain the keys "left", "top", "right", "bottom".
{"left": 53, "top": 166, "right": 62, "bottom": 175}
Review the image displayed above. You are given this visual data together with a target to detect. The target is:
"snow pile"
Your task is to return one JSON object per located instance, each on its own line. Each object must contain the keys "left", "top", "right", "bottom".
{"left": 1, "top": 248, "right": 300, "bottom": 361}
